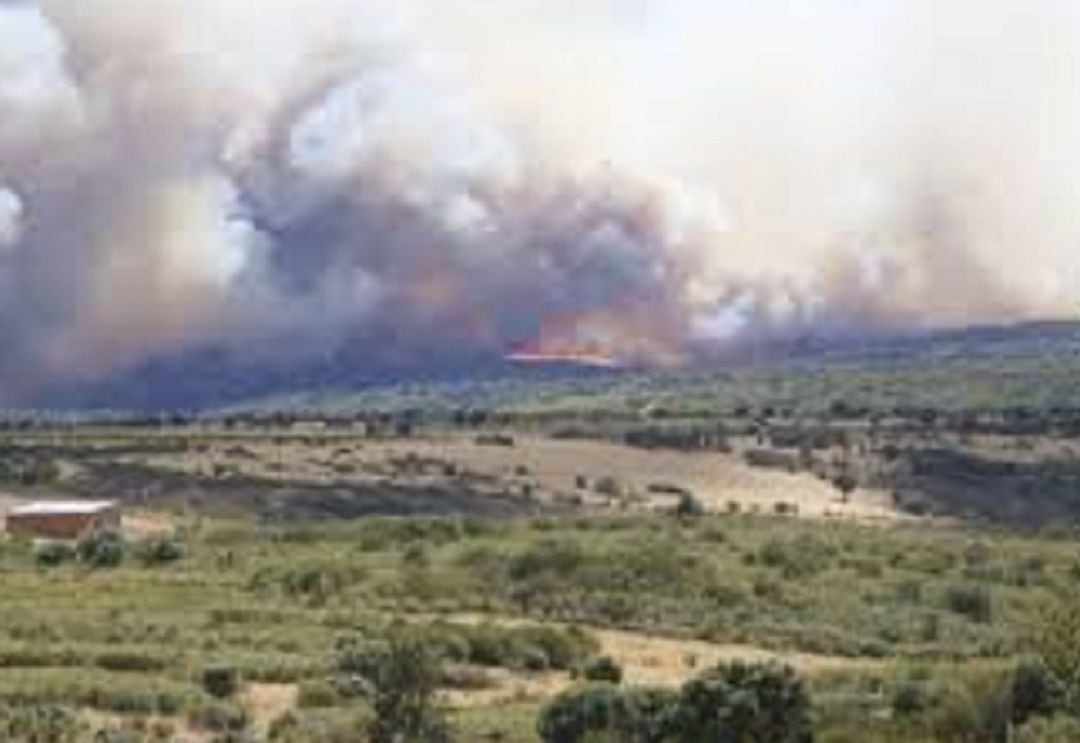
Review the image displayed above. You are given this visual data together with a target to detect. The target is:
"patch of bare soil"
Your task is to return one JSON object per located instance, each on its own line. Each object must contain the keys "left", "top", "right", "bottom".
{"left": 122, "top": 510, "right": 176, "bottom": 539}
{"left": 127, "top": 433, "right": 906, "bottom": 522}
{"left": 593, "top": 628, "right": 884, "bottom": 686}
{"left": 243, "top": 682, "right": 299, "bottom": 737}
{"left": 440, "top": 668, "right": 567, "bottom": 708}
{"left": 436, "top": 614, "right": 885, "bottom": 709}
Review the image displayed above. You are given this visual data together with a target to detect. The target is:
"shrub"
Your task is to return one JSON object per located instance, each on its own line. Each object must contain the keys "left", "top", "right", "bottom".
{"left": 538, "top": 662, "right": 811, "bottom": 743}
{"left": 440, "top": 665, "right": 495, "bottom": 691}
{"left": 675, "top": 493, "right": 706, "bottom": 519}
{"left": 509, "top": 539, "right": 585, "bottom": 582}
{"left": 1015, "top": 714, "right": 1080, "bottom": 743}
{"left": 1010, "top": 657, "right": 1066, "bottom": 726}
{"left": 1032, "top": 596, "right": 1080, "bottom": 704}
{"left": 366, "top": 636, "right": 449, "bottom": 743}
{"left": 676, "top": 662, "right": 812, "bottom": 743}
{"left": 699, "top": 525, "right": 727, "bottom": 544}
{"left": 519, "top": 647, "right": 549, "bottom": 672}
{"left": 773, "top": 501, "right": 798, "bottom": 517}
{"left": 137, "top": 536, "right": 185, "bottom": 566}
{"left": 77, "top": 530, "right": 125, "bottom": 568}
{"left": 594, "top": 476, "right": 622, "bottom": 497}
{"left": 202, "top": 666, "right": 241, "bottom": 699}
{"left": 744, "top": 448, "right": 799, "bottom": 472}
{"left": 474, "top": 434, "right": 515, "bottom": 447}
{"left": 963, "top": 541, "right": 992, "bottom": 569}
{"left": 622, "top": 687, "right": 683, "bottom": 742}
{"left": 520, "top": 626, "right": 597, "bottom": 671}
{"left": 268, "top": 709, "right": 374, "bottom": 742}
{"left": 402, "top": 544, "right": 428, "bottom": 568}
{"left": 35, "top": 541, "right": 74, "bottom": 567}
{"left": 831, "top": 473, "right": 858, "bottom": 500}
{"left": 537, "top": 684, "right": 678, "bottom": 743}
{"left": 888, "top": 665, "right": 1048, "bottom": 743}
{"left": 892, "top": 679, "right": 932, "bottom": 717}
{"left": 758, "top": 535, "right": 834, "bottom": 578}
{"left": 334, "top": 637, "right": 388, "bottom": 680}
{"left": 578, "top": 656, "right": 623, "bottom": 684}
{"left": 540, "top": 684, "right": 600, "bottom": 739}
{"left": 944, "top": 583, "right": 993, "bottom": 623}
{"left": 0, "top": 705, "right": 84, "bottom": 740}
{"left": 0, "top": 646, "right": 83, "bottom": 669}
{"left": 928, "top": 669, "right": 1012, "bottom": 743}
{"left": 96, "top": 651, "right": 169, "bottom": 673}
{"left": 297, "top": 680, "right": 341, "bottom": 709}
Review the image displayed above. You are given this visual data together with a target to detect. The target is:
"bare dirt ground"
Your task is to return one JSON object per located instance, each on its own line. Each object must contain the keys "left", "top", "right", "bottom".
{"left": 128, "top": 433, "right": 903, "bottom": 522}
{"left": 243, "top": 682, "right": 299, "bottom": 737}
{"left": 121, "top": 510, "right": 176, "bottom": 539}
{"left": 440, "top": 667, "right": 567, "bottom": 708}
{"left": 440, "top": 619, "right": 885, "bottom": 709}
{"left": 592, "top": 627, "right": 883, "bottom": 684}
{"left": 431, "top": 612, "right": 884, "bottom": 706}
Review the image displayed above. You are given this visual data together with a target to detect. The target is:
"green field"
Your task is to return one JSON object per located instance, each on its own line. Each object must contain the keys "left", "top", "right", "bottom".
{"left": 0, "top": 509, "right": 1076, "bottom": 740}
{"left": 4, "top": 325, "right": 1080, "bottom": 740}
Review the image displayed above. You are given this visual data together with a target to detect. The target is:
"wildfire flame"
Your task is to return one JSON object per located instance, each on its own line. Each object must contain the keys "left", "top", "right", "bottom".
{"left": 505, "top": 308, "right": 683, "bottom": 369}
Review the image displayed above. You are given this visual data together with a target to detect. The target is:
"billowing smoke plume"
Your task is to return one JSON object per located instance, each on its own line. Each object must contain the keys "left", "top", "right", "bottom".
{"left": 1, "top": 0, "right": 1079, "bottom": 402}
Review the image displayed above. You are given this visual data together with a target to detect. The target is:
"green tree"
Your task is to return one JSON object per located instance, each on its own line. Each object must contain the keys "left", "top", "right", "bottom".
{"left": 137, "top": 535, "right": 185, "bottom": 566}
{"left": 538, "top": 662, "right": 811, "bottom": 743}
{"left": 675, "top": 662, "right": 812, "bottom": 743}
{"left": 537, "top": 684, "right": 678, "bottom": 743}
{"left": 367, "top": 636, "right": 450, "bottom": 743}
{"left": 77, "top": 530, "right": 124, "bottom": 568}
{"left": 674, "top": 492, "right": 706, "bottom": 519}
{"left": 202, "top": 666, "right": 240, "bottom": 699}
{"left": 1011, "top": 657, "right": 1066, "bottom": 726}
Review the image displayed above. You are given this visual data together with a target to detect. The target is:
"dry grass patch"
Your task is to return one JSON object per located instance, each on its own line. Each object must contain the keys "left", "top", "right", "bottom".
{"left": 242, "top": 682, "right": 299, "bottom": 737}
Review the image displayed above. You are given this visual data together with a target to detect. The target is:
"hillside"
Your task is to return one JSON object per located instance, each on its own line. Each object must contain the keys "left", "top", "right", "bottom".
{"left": 209, "top": 320, "right": 1080, "bottom": 417}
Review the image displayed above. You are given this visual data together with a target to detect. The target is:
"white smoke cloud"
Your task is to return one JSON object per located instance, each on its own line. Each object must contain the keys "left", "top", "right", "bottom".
{"left": 0, "top": 0, "right": 1078, "bottom": 400}
{"left": 0, "top": 186, "right": 22, "bottom": 250}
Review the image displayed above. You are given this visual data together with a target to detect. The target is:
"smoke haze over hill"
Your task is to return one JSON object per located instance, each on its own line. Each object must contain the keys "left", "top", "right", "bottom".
{"left": 1, "top": 0, "right": 1079, "bottom": 404}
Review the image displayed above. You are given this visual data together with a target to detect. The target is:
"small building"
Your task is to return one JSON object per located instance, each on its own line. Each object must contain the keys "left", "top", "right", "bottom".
{"left": 5, "top": 500, "right": 120, "bottom": 541}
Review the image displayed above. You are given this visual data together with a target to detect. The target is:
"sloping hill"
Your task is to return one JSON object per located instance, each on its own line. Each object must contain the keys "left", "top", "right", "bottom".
{"left": 31, "top": 319, "right": 1080, "bottom": 413}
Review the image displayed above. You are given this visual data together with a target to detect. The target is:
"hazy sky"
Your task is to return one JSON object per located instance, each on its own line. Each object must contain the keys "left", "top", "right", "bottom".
{"left": 1, "top": 0, "right": 1079, "bottom": 400}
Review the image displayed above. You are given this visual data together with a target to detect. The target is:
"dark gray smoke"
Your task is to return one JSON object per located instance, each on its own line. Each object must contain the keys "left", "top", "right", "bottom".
{"left": 1, "top": 0, "right": 1078, "bottom": 404}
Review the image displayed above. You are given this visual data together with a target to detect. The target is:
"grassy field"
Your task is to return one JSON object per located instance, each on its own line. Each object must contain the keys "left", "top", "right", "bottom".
{"left": 4, "top": 327, "right": 1080, "bottom": 739}
{"left": 0, "top": 506, "right": 1074, "bottom": 740}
